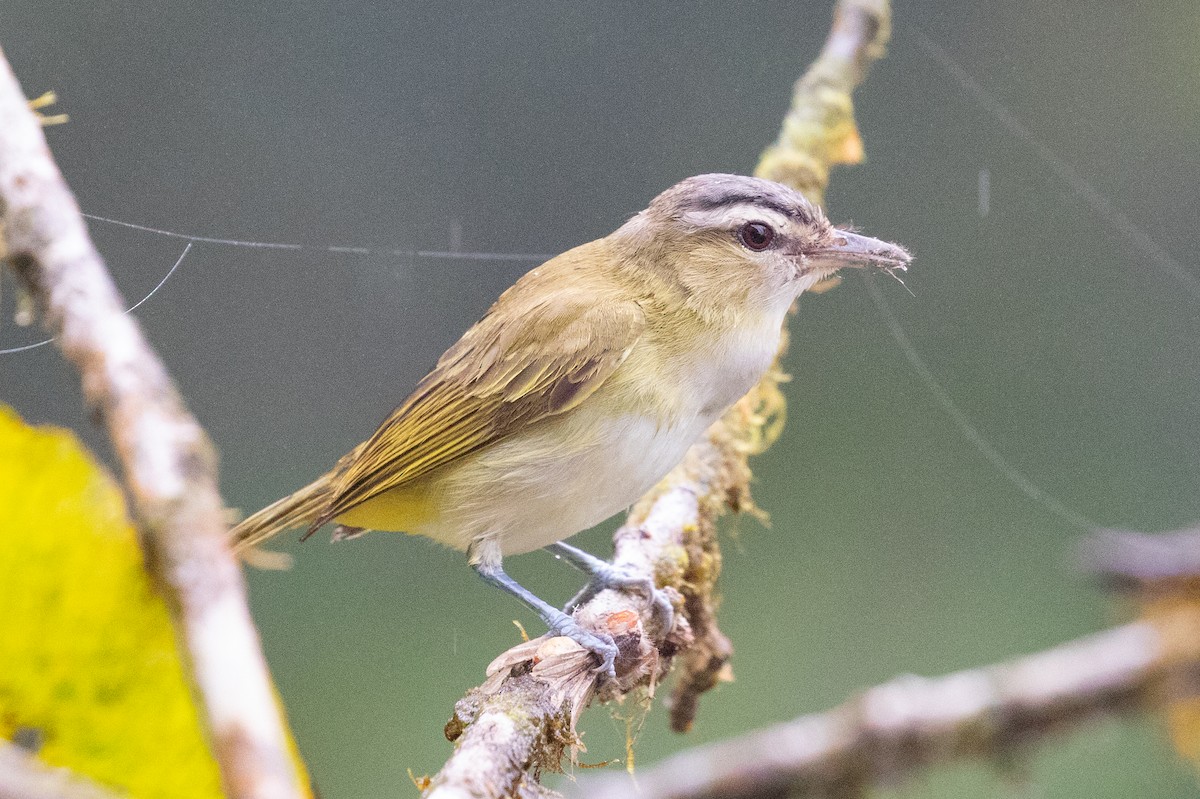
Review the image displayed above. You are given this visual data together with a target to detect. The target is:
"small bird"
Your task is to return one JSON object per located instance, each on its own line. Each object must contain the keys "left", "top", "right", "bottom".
{"left": 231, "top": 174, "right": 911, "bottom": 675}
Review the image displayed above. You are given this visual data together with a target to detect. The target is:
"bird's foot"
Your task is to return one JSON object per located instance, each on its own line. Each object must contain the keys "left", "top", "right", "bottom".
{"left": 470, "top": 545, "right": 621, "bottom": 678}
{"left": 562, "top": 560, "right": 675, "bottom": 636}
{"left": 546, "top": 541, "right": 675, "bottom": 634}
{"left": 546, "top": 609, "right": 619, "bottom": 677}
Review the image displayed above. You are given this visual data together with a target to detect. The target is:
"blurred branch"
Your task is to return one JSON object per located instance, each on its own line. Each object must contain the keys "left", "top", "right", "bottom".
{"left": 0, "top": 46, "right": 308, "bottom": 799}
{"left": 582, "top": 613, "right": 1200, "bottom": 799}
{"left": 0, "top": 743, "right": 123, "bottom": 799}
{"left": 1082, "top": 525, "right": 1200, "bottom": 587}
{"left": 423, "top": 2, "right": 894, "bottom": 797}
{"left": 1081, "top": 525, "right": 1200, "bottom": 767}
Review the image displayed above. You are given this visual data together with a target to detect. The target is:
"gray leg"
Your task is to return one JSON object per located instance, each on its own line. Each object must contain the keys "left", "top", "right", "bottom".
{"left": 545, "top": 540, "right": 613, "bottom": 574}
{"left": 545, "top": 541, "right": 674, "bottom": 631}
{"left": 470, "top": 543, "right": 618, "bottom": 677}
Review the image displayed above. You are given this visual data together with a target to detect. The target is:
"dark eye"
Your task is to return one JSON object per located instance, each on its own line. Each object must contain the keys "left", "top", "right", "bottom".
{"left": 737, "top": 221, "right": 775, "bottom": 251}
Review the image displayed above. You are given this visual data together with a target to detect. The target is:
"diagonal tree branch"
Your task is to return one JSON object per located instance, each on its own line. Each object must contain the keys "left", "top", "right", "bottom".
{"left": 423, "top": 2, "right": 895, "bottom": 796}
{"left": 580, "top": 608, "right": 1200, "bottom": 799}
{"left": 0, "top": 47, "right": 309, "bottom": 799}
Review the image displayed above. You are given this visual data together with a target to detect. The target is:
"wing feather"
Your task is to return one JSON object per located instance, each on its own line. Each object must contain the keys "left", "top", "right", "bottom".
{"left": 314, "top": 270, "right": 645, "bottom": 528}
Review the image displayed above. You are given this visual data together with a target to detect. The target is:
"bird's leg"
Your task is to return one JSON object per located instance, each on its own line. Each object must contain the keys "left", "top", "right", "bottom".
{"left": 469, "top": 540, "right": 617, "bottom": 677}
{"left": 545, "top": 541, "right": 674, "bottom": 632}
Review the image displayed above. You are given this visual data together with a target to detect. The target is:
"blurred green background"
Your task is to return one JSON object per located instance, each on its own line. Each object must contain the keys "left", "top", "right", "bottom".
{"left": 3, "top": 1, "right": 1198, "bottom": 796}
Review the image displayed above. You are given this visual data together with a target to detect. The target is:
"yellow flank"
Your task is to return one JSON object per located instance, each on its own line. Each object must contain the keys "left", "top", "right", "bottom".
{"left": 0, "top": 405, "right": 224, "bottom": 799}
{"left": 334, "top": 476, "right": 438, "bottom": 532}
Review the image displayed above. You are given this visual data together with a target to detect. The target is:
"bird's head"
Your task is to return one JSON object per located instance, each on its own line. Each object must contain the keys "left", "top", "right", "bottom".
{"left": 612, "top": 173, "right": 911, "bottom": 320}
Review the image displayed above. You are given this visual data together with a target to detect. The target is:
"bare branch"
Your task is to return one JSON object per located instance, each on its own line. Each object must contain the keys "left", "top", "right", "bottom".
{"left": 0, "top": 47, "right": 308, "bottom": 799}
{"left": 580, "top": 613, "right": 1200, "bottom": 799}
{"left": 0, "top": 743, "right": 123, "bottom": 799}
{"left": 424, "top": 1, "right": 894, "bottom": 796}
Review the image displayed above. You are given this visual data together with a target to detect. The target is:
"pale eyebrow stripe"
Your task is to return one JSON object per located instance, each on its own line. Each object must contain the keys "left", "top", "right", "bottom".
{"left": 682, "top": 204, "right": 792, "bottom": 231}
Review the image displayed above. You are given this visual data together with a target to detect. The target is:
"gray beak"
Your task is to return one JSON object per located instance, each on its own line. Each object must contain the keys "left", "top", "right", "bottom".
{"left": 807, "top": 229, "right": 912, "bottom": 271}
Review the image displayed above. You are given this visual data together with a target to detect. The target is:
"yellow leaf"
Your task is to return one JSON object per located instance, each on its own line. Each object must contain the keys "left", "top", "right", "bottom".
{"left": 0, "top": 405, "right": 224, "bottom": 798}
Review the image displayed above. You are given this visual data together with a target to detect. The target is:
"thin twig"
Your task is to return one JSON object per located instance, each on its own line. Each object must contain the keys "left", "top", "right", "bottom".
{"left": 423, "top": 2, "right": 894, "bottom": 796}
{"left": 580, "top": 612, "right": 1200, "bottom": 799}
{"left": 0, "top": 46, "right": 308, "bottom": 799}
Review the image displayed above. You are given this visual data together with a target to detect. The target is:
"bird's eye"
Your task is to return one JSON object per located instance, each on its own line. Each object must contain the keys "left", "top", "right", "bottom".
{"left": 737, "top": 221, "right": 775, "bottom": 252}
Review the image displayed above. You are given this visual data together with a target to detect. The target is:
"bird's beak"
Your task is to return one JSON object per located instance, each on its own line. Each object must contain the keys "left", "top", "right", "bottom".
{"left": 806, "top": 229, "right": 912, "bottom": 272}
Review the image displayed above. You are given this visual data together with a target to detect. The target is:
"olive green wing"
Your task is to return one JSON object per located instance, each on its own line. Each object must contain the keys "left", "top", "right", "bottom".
{"left": 313, "top": 290, "right": 645, "bottom": 528}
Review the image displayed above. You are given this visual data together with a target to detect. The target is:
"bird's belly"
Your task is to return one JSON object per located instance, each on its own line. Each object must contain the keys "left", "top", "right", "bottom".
{"left": 416, "top": 410, "right": 710, "bottom": 555}
{"left": 351, "top": 322, "right": 782, "bottom": 555}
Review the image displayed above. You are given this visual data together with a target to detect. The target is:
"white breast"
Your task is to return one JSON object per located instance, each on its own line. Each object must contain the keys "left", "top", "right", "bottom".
{"left": 679, "top": 317, "right": 784, "bottom": 418}
{"left": 419, "top": 314, "right": 784, "bottom": 556}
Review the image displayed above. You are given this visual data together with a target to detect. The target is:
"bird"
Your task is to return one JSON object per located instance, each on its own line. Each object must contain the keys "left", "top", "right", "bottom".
{"left": 230, "top": 173, "right": 911, "bottom": 676}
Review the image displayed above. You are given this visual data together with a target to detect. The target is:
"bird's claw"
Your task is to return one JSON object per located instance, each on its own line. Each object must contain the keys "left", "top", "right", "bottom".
{"left": 550, "top": 616, "right": 618, "bottom": 678}
{"left": 593, "top": 643, "right": 618, "bottom": 678}
{"left": 564, "top": 565, "right": 675, "bottom": 635}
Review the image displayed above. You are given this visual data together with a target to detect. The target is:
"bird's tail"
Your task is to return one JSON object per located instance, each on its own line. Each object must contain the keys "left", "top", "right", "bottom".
{"left": 230, "top": 473, "right": 334, "bottom": 553}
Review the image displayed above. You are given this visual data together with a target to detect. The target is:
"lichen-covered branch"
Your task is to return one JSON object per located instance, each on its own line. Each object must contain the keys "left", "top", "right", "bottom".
{"left": 0, "top": 46, "right": 308, "bottom": 799}
{"left": 429, "top": 428, "right": 747, "bottom": 799}
{"left": 581, "top": 610, "right": 1200, "bottom": 799}
{"left": 756, "top": 0, "right": 890, "bottom": 206}
{"left": 424, "top": 2, "right": 894, "bottom": 796}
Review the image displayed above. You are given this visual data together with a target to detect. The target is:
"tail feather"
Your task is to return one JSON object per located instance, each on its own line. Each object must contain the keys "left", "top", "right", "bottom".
{"left": 230, "top": 474, "right": 334, "bottom": 553}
